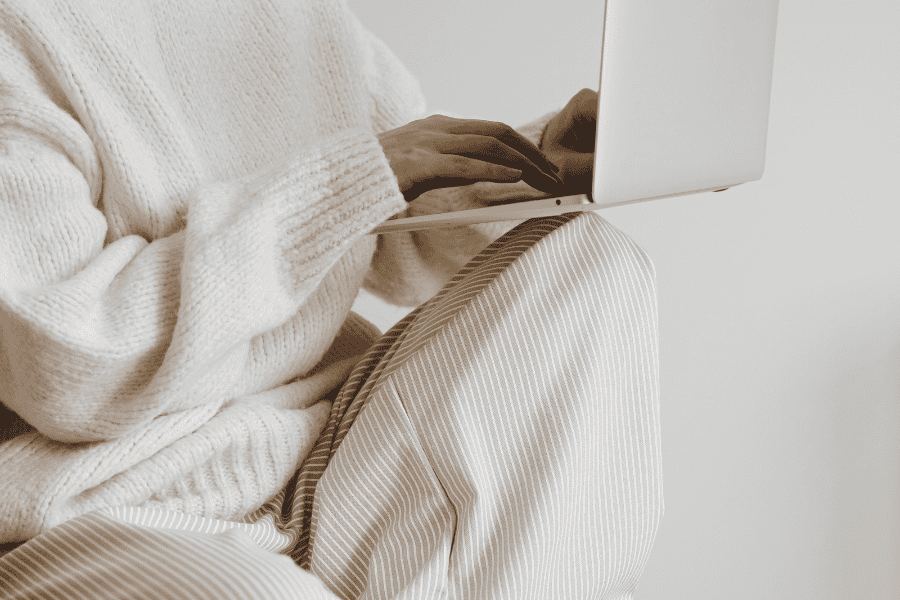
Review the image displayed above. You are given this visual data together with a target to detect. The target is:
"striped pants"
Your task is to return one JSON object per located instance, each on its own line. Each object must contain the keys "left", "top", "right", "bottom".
{"left": 0, "top": 212, "right": 662, "bottom": 600}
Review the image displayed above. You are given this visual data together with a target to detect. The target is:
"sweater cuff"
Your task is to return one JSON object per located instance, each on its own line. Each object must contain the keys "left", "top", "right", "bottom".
{"left": 249, "top": 129, "right": 407, "bottom": 289}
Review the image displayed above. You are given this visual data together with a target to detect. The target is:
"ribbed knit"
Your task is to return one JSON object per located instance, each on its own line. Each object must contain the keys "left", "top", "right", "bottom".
{"left": 0, "top": 0, "right": 559, "bottom": 544}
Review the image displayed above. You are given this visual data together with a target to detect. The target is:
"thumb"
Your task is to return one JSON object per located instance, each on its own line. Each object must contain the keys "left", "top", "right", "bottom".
{"left": 544, "top": 90, "right": 598, "bottom": 153}
{"left": 553, "top": 150, "right": 594, "bottom": 195}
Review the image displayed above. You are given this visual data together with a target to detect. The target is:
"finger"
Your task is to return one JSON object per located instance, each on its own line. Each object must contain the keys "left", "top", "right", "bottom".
{"left": 438, "top": 134, "right": 564, "bottom": 190}
{"left": 429, "top": 155, "right": 523, "bottom": 184}
{"left": 575, "top": 87, "right": 599, "bottom": 105}
{"left": 554, "top": 150, "right": 594, "bottom": 195}
{"left": 441, "top": 119, "right": 562, "bottom": 176}
{"left": 404, "top": 155, "right": 523, "bottom": 200}
{"left": 560, "top": 150, "right": 594, "bottom": 175}
{"left": 545, "top": 89, "right": 598, "bottom": 152}
{"left": 566, "top": 88, "right": 598, "bottom": 118}
{"left": 548, "top": 110, "right": 596, "bottom": 153}
{"left": 543, "top": 100, "right": 578, "bottom": 147}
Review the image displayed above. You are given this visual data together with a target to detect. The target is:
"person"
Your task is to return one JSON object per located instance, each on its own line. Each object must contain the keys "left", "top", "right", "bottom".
{"left": 0, "top": 0, "right": 662, "bottom": 598}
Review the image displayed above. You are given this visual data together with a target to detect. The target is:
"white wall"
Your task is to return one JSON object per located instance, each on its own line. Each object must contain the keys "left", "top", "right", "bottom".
{"left": 348, "top": 1, "right": 900, "bottom": 598}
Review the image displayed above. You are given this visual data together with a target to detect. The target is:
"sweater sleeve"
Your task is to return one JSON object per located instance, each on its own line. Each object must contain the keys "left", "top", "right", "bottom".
{"left": 352, "top": 17, "right": 562, "bottom": 306}
{"left": 0, "top": 43, "right": 407, "bottom": 444}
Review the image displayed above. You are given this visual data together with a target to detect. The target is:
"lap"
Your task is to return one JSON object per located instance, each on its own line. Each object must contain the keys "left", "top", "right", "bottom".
{"left": 0, "top": 212, "right": 662, "bottom": 600}
{"left": 306, "top": 212, "right": 662, "bottom": 599}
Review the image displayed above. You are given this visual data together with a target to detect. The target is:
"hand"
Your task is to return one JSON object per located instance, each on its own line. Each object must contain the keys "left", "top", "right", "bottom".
{"left": 541, "top": 88, "right": 598, "bottom": 197}
{"left": 377, "top": 114, "right": 565, "bottom": 202}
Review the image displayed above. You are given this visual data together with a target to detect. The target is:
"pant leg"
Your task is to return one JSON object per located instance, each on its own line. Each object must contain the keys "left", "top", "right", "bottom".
{"left": 307, "top": 212, "right": 663, "bottom": 600}
{"left": 0, "top": 211, "right": 662, "bottom": 600}
{"left": 0, "top": 508, "right": 338, "bottom": 600}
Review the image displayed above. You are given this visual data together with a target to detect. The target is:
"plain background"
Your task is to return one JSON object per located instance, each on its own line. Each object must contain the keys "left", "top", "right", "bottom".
{"left": 347, "top": 1, "right": 900, "bottom": 598}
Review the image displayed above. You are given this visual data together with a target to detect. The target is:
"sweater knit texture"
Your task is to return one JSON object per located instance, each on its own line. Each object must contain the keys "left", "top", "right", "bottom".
{"left": 0, "top": 0, "right": 559, "bottom": 543}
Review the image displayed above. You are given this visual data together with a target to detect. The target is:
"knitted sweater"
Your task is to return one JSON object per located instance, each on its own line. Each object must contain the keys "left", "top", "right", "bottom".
{"left": 0, "top": 0, "right": 558, "bottom": 543}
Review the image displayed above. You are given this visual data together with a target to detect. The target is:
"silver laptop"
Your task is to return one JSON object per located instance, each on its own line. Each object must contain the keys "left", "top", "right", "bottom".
{"left": 371, "top": 0, "right": 780, "bottom": 235}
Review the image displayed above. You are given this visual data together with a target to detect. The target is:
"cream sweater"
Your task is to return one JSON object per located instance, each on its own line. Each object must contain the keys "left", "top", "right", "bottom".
{"left": 0, "top": 0, "right": 557, "bottom": 543}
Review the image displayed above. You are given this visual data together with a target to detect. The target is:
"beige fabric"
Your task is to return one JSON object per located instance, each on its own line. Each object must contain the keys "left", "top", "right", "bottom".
{"left": 0, "top": 212, "right": 663, "bottom": 600}
{"left": 309, "top": 212, "right": 663, "bottom": 599}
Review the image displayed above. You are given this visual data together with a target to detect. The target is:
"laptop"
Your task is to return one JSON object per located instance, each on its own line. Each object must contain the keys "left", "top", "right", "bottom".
{"left": 370, "top": 0, "right": 780, "bottom": 235}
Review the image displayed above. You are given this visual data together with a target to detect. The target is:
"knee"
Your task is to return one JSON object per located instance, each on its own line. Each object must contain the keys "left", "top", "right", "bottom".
{"left": 488, "top": 212, "right": 657, "bottom": 317}
{"left": 397, "top": 211, "right": 659, "bottom": 371}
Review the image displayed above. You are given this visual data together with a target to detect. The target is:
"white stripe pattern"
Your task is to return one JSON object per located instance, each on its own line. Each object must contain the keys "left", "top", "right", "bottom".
{"left": 0, "top": 212, "right": 662, "bottom": 600}
{"left": 306, "top": 212, "right": 663, "bottom": 599}
{"left": 0, "top": 510, "right": 338, "bottom": 599}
